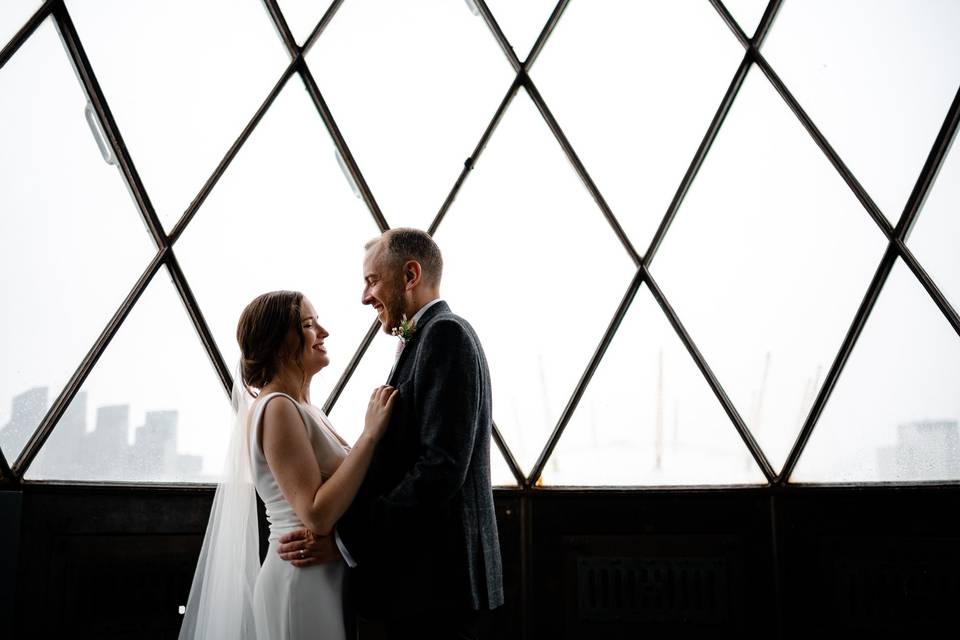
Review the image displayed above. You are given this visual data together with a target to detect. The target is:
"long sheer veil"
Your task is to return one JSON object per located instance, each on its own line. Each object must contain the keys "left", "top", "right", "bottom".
{"left": 179, "top": 367, "right": 259, "bottom": 639}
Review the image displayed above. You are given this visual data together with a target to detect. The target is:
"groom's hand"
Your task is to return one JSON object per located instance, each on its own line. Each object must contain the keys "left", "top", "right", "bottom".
{"left": 278, "top": 528, "right": 341, "bottom": 567}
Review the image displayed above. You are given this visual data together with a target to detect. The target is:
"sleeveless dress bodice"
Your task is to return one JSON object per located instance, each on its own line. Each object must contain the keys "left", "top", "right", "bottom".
{"left": 247, "top": 392, "right": 349, "bottom": 639}
{"left": 249, "top": 392, "right": 348, "bottom": 542}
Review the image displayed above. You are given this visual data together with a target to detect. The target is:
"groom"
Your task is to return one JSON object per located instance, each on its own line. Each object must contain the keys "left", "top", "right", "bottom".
{"left": 279, "top": 228, "right": 503, "bottom": 638}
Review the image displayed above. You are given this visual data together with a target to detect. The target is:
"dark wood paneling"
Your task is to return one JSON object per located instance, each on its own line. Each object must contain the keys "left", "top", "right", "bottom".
{"left": 5, "top": 484, "right": 960, "bottom": 638}
{"left": 1, "top": 490, "right": 22, "bottom": 626}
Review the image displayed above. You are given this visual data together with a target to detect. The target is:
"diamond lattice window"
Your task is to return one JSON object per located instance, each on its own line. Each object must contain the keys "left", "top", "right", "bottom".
{"left": 1, "top": 1, "right": 958, "bottom": 488}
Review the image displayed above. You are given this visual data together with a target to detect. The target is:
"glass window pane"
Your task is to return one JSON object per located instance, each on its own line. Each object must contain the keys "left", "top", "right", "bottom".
{"left": 306, "top": 0, "right": 514, "bottom": 230}
{"left": 907, "top": 139, "right": 960, "bottom": 313}
{"left": 64, "top": 0, "right": 290, "bottom": 230}
{"left": 27, "top": 266, "right": 232, "bottom": 482}
{"left": 723, "top": 0, "right": 769, "bottom": 39}
{"left": 433, "top": 89, "right": 637, "bottom": 477}
{"left": 483, "top": 0, "right": 558, "bottom": 62}
{"left": 0, "top": 0, "right": 42, "bottom": 52}
{"left": 531, "top": 1, "right": 744, "bottom": 251}
{"left": 793, "top": 260, "right": 960, "bottom": 483}
{"left": 650, "top": 69, "right": 888, "bottom": 472}
{"left": 174, "top": 78, "right": 382, "bottom": 414}
{"left": 762, "top": 0, "right": 960, "bottom": 223}
{"left": 0, "top": 19, "right": 155, "bottom": 467}
{"left": 278, "top": 0, "right": 334, "bottom": 45}
{"left": 548, "top": 286, "right": 766, "bottom": 486}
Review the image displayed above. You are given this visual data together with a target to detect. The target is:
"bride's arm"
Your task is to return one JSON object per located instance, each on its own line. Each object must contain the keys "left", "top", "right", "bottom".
{"left": 261, "top": 387, "right": 396, "bottom": 536}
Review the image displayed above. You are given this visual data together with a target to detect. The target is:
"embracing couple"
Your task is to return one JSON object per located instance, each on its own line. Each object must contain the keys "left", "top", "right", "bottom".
{"left": 180, "top": 229, "right": 503, "bottom": 639}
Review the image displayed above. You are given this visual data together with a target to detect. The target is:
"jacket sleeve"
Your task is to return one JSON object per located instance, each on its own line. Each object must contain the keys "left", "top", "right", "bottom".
{"left": 372, "top": 318, "right": 481, "bottom": 531}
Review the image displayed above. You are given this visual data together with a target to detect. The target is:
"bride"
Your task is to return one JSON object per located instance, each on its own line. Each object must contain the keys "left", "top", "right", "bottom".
{"left": 179, "top": 290, "right": 397, "bottom": 639}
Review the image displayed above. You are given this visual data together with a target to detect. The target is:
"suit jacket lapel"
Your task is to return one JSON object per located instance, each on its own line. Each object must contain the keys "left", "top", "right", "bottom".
{"left": 387, "top": 301, "right": 449, "bottom": 386}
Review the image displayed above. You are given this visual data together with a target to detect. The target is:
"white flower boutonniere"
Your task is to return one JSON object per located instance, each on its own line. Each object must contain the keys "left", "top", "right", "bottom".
{"left": 391, "top": 314, "right": 417, "bottom": 343}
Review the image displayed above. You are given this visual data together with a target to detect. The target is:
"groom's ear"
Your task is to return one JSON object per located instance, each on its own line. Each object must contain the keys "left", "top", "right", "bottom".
{"left": 403, "top": 260, "right": 422, "bottom": 290}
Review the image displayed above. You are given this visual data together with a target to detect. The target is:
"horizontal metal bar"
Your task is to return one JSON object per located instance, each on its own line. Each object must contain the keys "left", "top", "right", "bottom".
{"left": 169, "top": 60, "right": 298, "bottom": 244}
{"left": 322, "top": 319, "right": 380, "bottom": 415}
{"left": 0, "top": 0, "right": 51, "bottom": 72}
{"left": 528, "top": 268, "right": 644, "bottom": 486}
{"left": 165, "top": 253, "right": 233, "bottom": 397}
{"left": 524, "top": 0, "right": 571, "bottom": 71}
{"left": 302, "top": 0, "right": 346, "bottom": 54}
{"left": 643, "top": 267, "right": 777, "bottom": 483}
{"left": 12, "top": 249, "right": 168, "bottom": 479}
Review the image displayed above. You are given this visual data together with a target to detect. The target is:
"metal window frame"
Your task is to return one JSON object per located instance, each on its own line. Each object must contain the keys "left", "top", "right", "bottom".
{"left": 1, "top": 0, "right": 958, "bottom": 491}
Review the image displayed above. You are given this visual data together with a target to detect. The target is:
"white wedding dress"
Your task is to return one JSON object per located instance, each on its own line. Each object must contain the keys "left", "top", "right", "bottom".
{"left": 249, "top": 392, "right": 348, "bottom": 639}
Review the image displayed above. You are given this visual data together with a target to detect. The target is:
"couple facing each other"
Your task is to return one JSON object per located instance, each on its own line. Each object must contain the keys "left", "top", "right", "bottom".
{"left": 180, "top": 228, "right": 503, "bottom": 639}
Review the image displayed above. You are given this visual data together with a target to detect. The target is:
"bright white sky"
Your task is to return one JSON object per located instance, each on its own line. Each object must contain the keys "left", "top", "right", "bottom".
{"left": 1, "top": 1, "right": 958, "bottom": 485}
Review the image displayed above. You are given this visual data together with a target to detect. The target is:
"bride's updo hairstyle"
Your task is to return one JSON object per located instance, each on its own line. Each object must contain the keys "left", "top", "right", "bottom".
{"left": 237, "top": 290, "right": 305, "bottom": 394}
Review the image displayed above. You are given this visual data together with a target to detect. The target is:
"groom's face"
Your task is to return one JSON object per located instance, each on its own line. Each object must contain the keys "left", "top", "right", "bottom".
{"left": 362, "top": 244, "right": 406, "bottom": 335}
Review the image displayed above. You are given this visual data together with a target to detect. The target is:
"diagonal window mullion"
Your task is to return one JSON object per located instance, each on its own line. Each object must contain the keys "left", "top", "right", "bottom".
{"left": 751, "top": 50, "right": 893, "bottom": 236}
{"left": 12, "top": 249, "right": 168, "bottom": 480}
{"left": 51, "top": 1, "right": 243, "bottom": 469}
{"left": 779, "top": 83, "right": 960, "bottom": 484}
{"left": 427, "top": 74, "right": 524, "bottom": 234}
{"left": 301, "top": 0, "right": 346, "bottom": 55}
{"left": 474, "top": 0, "right": 522, "bottom": 72}
{"left": 0, "top": 446, "right": 12, "bottom": 482}
{"left": 168, "top": 60, "right": 299, "bottom": 245}
{"left": 644, "top": 52, "right": 752, "bottom": 264}
{"left": 751, "top": 0, "right": 783, "bottom": 47}
{"left": 642, "top": 267, "right": 777, "bottom": 482}
{"left": 521, "top": 72, "right": 642, "bottom": 266}
{"left": 493, "top": 420, "right": 527, "bottom": 487}
{"left": 528, "top": 269, "right": 644, "bottom": 485}
{"left": 0, "top": 0, "right": 51, "bottom": 72}
{"left": 165, "top": 253, "right": 233, "bottom": 396}
{"left": 296, "top": 60, "right": 389, "bottom": 231}
{"left": 522, "top": 0, "right": 571, "bottom": 72}
{"left": 54, "top": 1, "right": 167, "bottom": 250}
{"left": 707, "top": 1, "right": 894, "bottom": 239}
{"left": 259, "top": 0, "right": 388, "bottom": 231}
{"left": 709, "top": 0, "right": 750, "bottom": 48}
{"left": 322, "top": 320, "right": 380, "bottom": 416}
{"left": 261, "top": 0, "right": 299, "bottom": 57}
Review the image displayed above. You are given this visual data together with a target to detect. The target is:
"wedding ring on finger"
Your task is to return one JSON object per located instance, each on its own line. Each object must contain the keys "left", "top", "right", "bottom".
{"left": 299, "top": 549, "right": 305, "bottom": 559}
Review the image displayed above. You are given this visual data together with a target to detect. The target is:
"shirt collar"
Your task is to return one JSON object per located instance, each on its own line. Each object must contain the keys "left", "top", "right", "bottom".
{"left": 410, "top": 298, "right": 443, "bottom": 326}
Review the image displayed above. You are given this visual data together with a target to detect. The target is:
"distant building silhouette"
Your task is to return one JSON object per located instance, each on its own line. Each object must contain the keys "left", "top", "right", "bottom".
{"left": 878, "top": 420, "right": 960, "bottom": 481}
{"left": 1, "top": 386, "right": 212, "bottom": 482}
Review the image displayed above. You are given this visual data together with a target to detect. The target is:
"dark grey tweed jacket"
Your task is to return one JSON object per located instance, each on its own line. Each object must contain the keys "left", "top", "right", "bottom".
{"left": 337, "top": 301, "right": 503, "bottom": 618}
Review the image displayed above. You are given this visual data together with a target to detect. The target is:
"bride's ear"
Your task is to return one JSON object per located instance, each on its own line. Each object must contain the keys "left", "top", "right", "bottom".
{"left": 403, "top": 260, "right": 422, "bottom": 290}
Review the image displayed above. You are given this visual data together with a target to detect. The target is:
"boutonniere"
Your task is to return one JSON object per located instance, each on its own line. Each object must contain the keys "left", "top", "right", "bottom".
{"left": 391, "top": 314, "right": 417, "bottom": 343}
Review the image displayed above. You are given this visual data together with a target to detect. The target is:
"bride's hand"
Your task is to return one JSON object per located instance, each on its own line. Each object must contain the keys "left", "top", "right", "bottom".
{"left": 363, "top": 385, "right": 398, "bottom": 442}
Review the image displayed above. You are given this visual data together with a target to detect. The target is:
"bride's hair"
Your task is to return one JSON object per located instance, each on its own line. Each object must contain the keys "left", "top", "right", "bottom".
{"left": 236, "top": 290, "right": 305, "bottom": 394}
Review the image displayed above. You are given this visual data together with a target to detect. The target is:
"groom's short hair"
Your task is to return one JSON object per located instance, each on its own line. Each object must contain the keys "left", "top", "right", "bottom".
{"left": 367, "top": 228, "right": 443, "bottom": 286}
